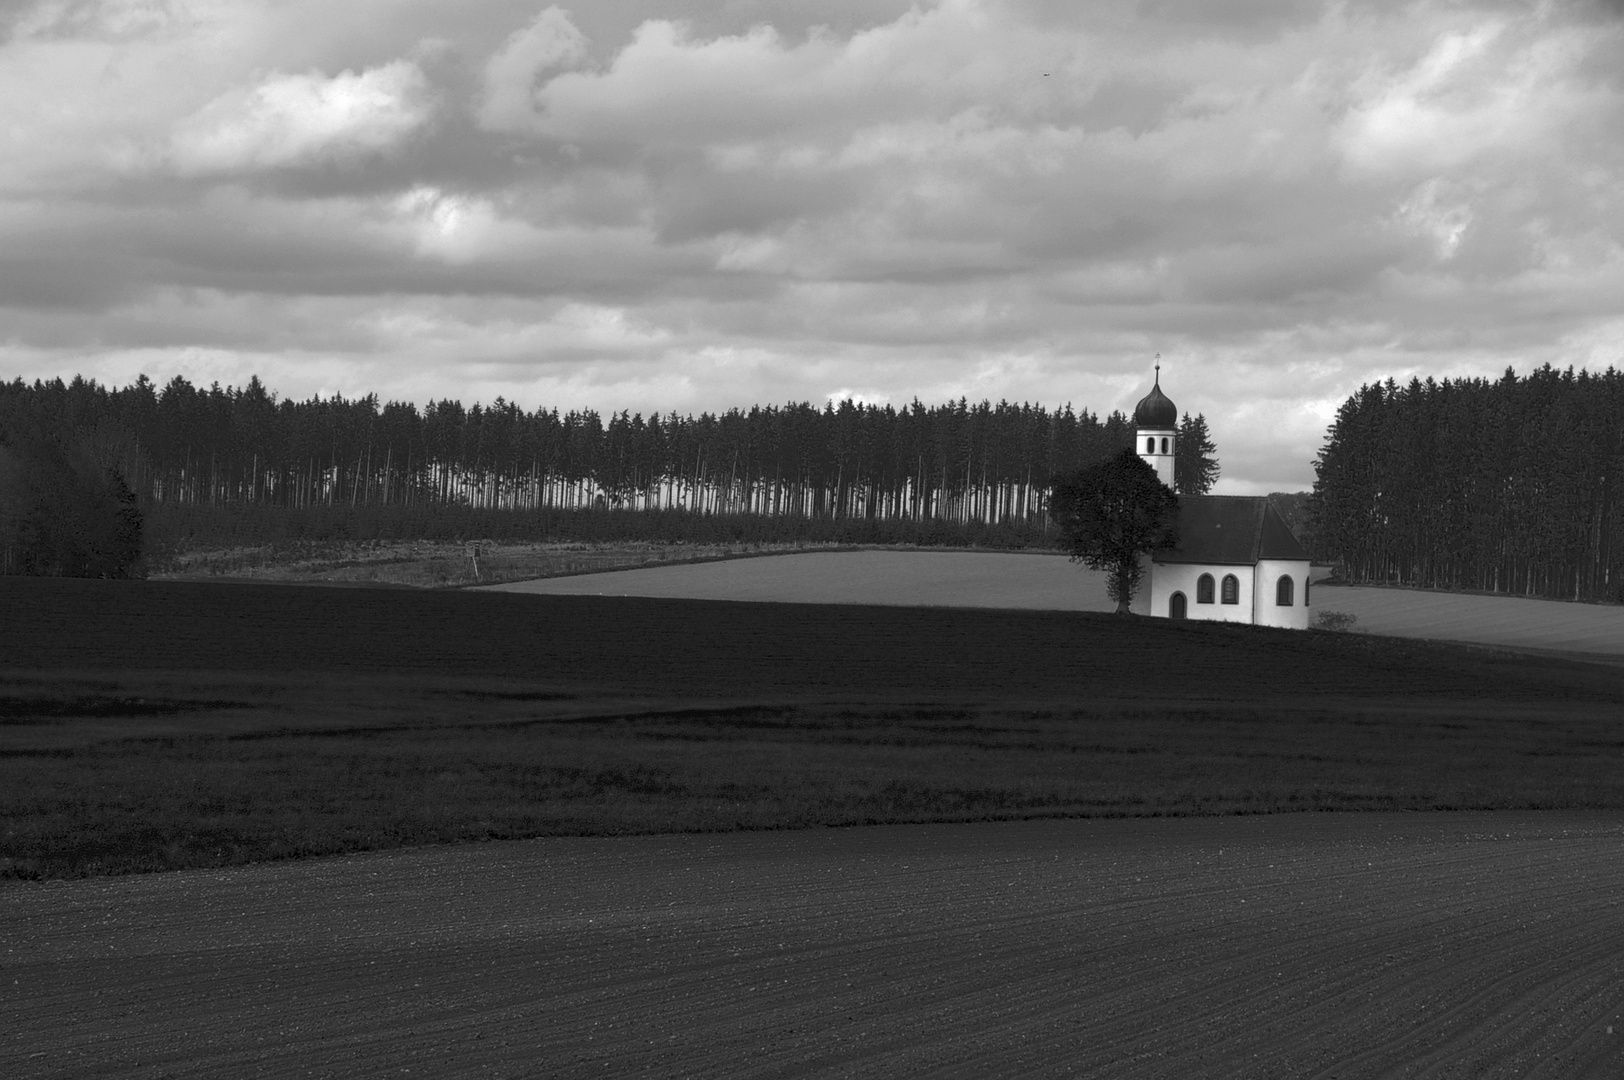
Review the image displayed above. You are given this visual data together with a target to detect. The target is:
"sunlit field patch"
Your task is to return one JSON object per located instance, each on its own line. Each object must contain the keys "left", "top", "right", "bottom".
{"left": 1310, "top": 582, "right": 1624, "bottom": 657}
{"left": 487, "top": 550, "right": 1624, "bottom": 659}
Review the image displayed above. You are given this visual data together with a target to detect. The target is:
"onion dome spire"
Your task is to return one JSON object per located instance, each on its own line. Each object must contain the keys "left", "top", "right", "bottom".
{"left": 1133, "top": 362, "right": 1178, "bottom": 429}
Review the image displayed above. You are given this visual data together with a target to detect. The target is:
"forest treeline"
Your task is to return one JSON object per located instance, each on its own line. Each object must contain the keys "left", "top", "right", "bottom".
{"left": 1310, "top": 364, "right": 1624, "bottom": 602}
{"left": 11, "top": 366, "right": 1623, "bottom": 605}
{"left": 0, "top": 374, "right": 1219, "bottom": 559}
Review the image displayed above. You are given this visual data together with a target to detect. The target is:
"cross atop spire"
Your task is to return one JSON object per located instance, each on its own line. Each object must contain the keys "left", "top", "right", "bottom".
{"left": 1154, "top": 353, "right": 1161, "bottom": 383}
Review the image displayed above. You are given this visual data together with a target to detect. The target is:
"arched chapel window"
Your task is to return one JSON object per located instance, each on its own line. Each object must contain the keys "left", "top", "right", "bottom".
{"left": 1305, "top": 577, "right": 1311, "bottom": 606}
{"left": 1276, "top": 575, "right": 1294, "bottom": 606}
{"left": 1146, "top": 437, "right": 1155, "bottom": 454}
{"left": 1221, "top": 574, "right": 1239, "bottom": 604}
{"left": 1160, "top": 437, "right": 1169, "bottom": 454}
{"left": 1197, "top": 574, "right": 1214, "bottom": 604}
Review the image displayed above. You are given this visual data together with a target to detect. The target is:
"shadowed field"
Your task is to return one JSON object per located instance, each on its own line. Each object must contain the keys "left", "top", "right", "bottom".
{"left": 3, "top": 576, "right": 1623, "bottom": 879}
{"left": 8, "top": 576, "right": 1623, "bottom": 702}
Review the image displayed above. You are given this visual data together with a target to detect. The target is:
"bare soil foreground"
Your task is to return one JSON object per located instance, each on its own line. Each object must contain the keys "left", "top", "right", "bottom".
{"left": 5, "top": 812, "right": 1623, "bottom": 1079}
{"left": 481, "top": 550, "right": 1624, "bottom": 659}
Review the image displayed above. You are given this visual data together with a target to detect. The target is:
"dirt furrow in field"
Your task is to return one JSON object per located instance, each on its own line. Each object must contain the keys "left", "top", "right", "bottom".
{"left": 4, "top": 813, "right": 1624, "bottom": 1079}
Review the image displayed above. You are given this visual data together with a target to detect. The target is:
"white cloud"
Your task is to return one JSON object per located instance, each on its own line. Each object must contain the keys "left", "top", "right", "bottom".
{"left": 6, "top": 0, "right": 1624, "bottom": 493}
{"left": 169, "top": 60, "right": 431, "bottom": 175}
{"left": 1395, "top": 178, "right": 1475, "bottom": 260}
{"left": 14, "top": 0, "right": 199, "bottom": 39}
{"left": 522, "top": 1, "right": 1032, "bottom": 148}
{"left": 477, "top": 5, "right": 589, "bottom": 132}
{"left": 1336, "top": 16, "right": 1604, "bottom": 179}
{"left": 392, "top": 186, "right": 519, "bottom": 262}
{"left": 826, "top": 387, "right": 891, "bottom": 407}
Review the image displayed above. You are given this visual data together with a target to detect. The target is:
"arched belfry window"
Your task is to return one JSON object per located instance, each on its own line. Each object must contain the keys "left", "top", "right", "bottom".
{"left": 1221, "top": 574, "right": 1239, "bottom": 604}
{"left": 1160, "top": 437, "right": 1169, "bottom": 454}
{"left": 1196, "top": 574, "right": 1214, "bottom": 604}
{"left": 1276, "top": 575, "right": 1294, "bottom": 606}
{"left": 1145, "top": 437, "right": 1155, "bottom": 454}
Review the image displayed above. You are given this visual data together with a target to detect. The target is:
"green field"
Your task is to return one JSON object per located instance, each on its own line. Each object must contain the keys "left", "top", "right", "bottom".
{"left": 4, "top": 576, "right": 1623, "bottom": 880}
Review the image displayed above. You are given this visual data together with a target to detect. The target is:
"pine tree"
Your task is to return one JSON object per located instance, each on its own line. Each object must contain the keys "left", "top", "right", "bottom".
{"left": 0, "top": 407, "right": 143, "bottom": 577}
{"left": 1174, "top": 413, "right": 1220, "bottom": 495}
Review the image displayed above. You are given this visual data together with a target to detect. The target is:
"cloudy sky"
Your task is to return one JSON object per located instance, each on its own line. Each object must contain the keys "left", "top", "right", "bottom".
{"left": 3, "top": 0, "right": 1622, "bottom": 492}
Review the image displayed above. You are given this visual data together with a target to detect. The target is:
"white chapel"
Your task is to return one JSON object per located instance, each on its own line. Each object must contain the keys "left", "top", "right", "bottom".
{"left": 1125, "top": 370, "right": 1312, "bottom": 629}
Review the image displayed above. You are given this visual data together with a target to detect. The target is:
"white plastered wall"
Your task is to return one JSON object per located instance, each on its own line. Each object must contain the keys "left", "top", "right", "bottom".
{"left": 1253, "top": 559, "right": 1312, "bottom": 630}
{"left": 1147, "top": 561, "right": 1255, "bottom": 623}
{"left": 1136, "top": 427, "right": 1176, "bottom": 488}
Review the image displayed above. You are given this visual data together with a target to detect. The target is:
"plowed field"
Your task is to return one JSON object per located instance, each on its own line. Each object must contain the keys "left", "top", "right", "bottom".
{"left": 5, "top": 812, "right": 1623, "bottom": 1079}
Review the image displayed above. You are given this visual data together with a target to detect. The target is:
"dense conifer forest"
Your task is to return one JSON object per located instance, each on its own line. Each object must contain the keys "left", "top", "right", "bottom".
{"left": 0, "top": 374, "right": 1219, "bottom": 558}
{"left": 1310, "top": 364, "right": 1624, "bottom": 602}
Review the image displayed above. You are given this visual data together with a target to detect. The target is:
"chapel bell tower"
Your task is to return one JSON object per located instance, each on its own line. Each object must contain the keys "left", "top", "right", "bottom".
{"left": 1133, "top": 362, "right": 1177, "bottom": 489}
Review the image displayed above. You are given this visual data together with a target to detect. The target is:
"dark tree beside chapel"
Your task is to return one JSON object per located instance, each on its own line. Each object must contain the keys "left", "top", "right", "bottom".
{"left": 1050, "top": 448, "right": 1180, "bottom": 613}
